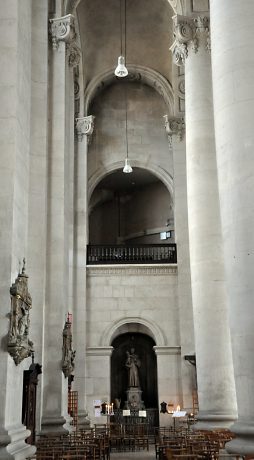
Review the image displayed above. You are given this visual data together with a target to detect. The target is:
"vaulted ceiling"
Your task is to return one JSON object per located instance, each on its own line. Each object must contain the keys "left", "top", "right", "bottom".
{"left": 76, "top": 0, "right": 175, "bottom": 86}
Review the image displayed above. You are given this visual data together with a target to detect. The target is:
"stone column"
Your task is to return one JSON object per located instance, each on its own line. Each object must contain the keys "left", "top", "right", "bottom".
{"left": 210, "top": 0, "right": 254, "bottom": 453}
{"left": 41, "top": 14, "right": 76, "bottom": 433}
{"left": 0, "top": 1, "right": 35, "bottom": 458}
{"left": 164, "top": 117, "right": 196, "bottom": 412}
{"left": 73, "top": 116, "right": 95, "bottom": 427}
{"left": 171, "top": 15, "right": 237, "bottom": 428}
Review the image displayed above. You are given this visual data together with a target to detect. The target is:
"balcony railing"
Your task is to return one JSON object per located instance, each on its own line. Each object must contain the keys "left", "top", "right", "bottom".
{"left": 87, "top": 244, "right": 177, "bottom": 265}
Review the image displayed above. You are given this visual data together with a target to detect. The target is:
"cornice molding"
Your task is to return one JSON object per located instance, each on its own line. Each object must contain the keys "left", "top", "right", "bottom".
{"left": 86, "top": 265, "right": 177, "bottom": 276}
{"left": 153, "top": 346, "right": 181, "bottom": 356}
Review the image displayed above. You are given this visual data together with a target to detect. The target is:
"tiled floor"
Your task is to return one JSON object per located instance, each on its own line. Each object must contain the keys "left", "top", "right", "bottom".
{"left": 110, "top": 447, "right": 156, "bottom": 459}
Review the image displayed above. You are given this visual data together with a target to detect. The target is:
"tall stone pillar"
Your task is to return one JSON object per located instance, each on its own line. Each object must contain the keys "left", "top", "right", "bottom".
{"left": 171, "top": 15, "right": 237, "bottom": 428}
{"left": 41, "top": 14, "right": 76, "bottom": 433}
{"left": 73, "top": 116, "right": 95, "bottom": 427}
{"left": 0, "top": 1, "right": 35, "bottom": 458}
{"left": 210, "top": 0, "right": 254, "bottom": 453}
{"left": 164, "top": 117, "right": 196, "bottom": 412}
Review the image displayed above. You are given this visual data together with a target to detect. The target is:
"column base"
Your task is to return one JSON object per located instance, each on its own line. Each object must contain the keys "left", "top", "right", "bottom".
{"left": 41, "top": 414, "right": 72, "bottom": 435}
{"left": 226, "top": 420, "right": 254, "bottom": 456}
{"left": 77, "top": 411, "right": 90, "bottom": 429}
{"left": 194, "top": 410, "right": 237, "bottom": 430}
{"left": 0, "top": 424, "right": 36, "bottom": 460}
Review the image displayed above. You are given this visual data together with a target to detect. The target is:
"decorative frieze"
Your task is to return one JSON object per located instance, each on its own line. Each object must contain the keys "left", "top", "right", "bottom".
{"left": 170, "top": 14, "right": 210, "bottom": 65}
{"left": 163, "top": 115, "right": 185, "bottom": 146}
{"left": 75, "top": 115, "right": 95, "bottom": 142}
{"left": 7, "top": 259, "right": 34, "bottom": 365}
{"left": 49, "top": 14, "right": 76, "bottom": 50}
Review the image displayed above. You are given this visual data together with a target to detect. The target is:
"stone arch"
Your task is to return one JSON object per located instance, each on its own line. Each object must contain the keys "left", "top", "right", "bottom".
{"left": 100, "top": 317, "right": 166, "bottom": 347}
{"left": 84, "top": 65, "right": 174, "bottom": 116}
{"left": 88, "top": 160, "right": 174, "bottom": 206}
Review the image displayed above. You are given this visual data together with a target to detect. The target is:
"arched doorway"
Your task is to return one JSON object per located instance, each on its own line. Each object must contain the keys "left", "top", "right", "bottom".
{"left": 110, "top": 332, "right": 158, "bottom": 410}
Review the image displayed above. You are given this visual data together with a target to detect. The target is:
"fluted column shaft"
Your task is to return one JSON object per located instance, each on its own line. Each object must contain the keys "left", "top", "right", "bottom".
{"left": 171, "top": 15, "right": 237, "bottom": 428}
{"left": 210, "top": 0, "right": 254, "bottom": 453}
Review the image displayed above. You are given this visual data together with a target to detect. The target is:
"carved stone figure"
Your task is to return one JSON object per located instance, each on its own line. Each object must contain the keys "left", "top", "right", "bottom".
{"left": 125, "top": 348, "right": 141, "bottom": 387}
{"left": 62, "top": 318, "right": 76, "bottom": 378}
{"left": 7, "top": 259, "right": 34, "bottom": 365}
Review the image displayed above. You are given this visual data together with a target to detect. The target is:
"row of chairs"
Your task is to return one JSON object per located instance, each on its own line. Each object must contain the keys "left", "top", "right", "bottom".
{"left": 34, "top": 429, "right": 110, "bottom": 460}
{"left": 32, "top": 422, "right": 150, "bottom": 459}
{"left": 155, "top": 427, "right": 245, "bottom": 460}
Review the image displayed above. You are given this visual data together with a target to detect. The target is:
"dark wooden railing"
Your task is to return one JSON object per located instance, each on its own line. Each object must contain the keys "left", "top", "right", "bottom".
{"left": 87, "top": 244, "right": 177, "bottom": 265}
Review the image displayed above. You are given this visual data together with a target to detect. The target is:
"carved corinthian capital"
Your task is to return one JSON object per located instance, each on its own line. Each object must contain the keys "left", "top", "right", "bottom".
{"left": 170, "top": 14, "right": 210, "bottom": 65}
{"left": 49, "top": 14, "right": 76, "bottom": 50}
{"left": 163, "top": 115, "right": 185, "bottom": 146}
{"left": 75, "top": 116, "right": 95, "bottom": 142}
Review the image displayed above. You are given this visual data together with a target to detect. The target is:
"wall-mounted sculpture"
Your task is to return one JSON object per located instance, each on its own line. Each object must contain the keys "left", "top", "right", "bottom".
{"left": 7, "top": 259, "right": 34, "bottom": 365}
{"left": 62, "top": 317, "right": 76, "bottom": 378}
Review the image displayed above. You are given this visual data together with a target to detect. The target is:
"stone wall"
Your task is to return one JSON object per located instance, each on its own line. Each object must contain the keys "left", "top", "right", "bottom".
{"left": 85, "top": 265, "right": 182, "bottom": 424}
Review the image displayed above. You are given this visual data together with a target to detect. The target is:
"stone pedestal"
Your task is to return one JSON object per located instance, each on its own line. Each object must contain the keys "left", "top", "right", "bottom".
{"left": 125, "top": 387, "right": 145, "bottom": 410}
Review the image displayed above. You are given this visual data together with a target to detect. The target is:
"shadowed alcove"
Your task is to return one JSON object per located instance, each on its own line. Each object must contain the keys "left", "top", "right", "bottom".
{"left": 110, "top": 332, "right": 158, "bottom": 410}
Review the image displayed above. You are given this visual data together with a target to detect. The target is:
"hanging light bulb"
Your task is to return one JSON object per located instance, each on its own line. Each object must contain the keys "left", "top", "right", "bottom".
{"left": 123, "top": 157, "right": 133, "bottom": 173}
{"left": 115, "top": 0, "right": 128, "bottom": 78}
{"left": 115, "top": 56, "right": 128, "bottom": 78}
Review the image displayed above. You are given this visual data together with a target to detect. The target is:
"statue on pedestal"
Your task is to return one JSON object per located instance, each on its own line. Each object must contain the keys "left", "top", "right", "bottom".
{"left": 125, "top": 348, "right": 141, "bottom": 387}
{"left": 125, "top": 347, "right": 145, "bottom": 410}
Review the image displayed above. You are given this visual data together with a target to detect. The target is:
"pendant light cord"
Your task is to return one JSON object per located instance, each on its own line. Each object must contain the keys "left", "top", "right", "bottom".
{"left": 124, "top": 0, "right": 127, "bottom": 62}
{"left": 125, "top": 82, "right": 129, "bottom": 159}
{"left": 120, "top": 0, "right": 123, "bottom": 55}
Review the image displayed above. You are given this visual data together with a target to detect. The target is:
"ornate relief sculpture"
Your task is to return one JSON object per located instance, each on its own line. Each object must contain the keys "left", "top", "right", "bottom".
{"left": 170, "top": 14, "right": 210, "bottom": 66}
{"left": 163, "top": 115, "right": 185, "bottom": 145}
{"left": 62, "top": 318, "right": 76, "bottom": 378}
{"left": 7, "top": 259, "right": 34, "bottom": 365}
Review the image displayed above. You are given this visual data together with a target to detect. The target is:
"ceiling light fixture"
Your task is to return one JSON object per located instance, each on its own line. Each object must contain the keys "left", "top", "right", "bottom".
{"left": 115, "top": 0, "right": 128, "bottom": 78}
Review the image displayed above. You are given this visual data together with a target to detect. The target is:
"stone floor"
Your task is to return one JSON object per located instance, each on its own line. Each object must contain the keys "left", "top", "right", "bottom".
{"left": 110, "top": 447, "right": 156, "bottom": 459}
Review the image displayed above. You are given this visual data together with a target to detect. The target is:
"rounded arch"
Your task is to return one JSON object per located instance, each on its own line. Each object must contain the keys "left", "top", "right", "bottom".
{"left": 88, "top": 160, "right": 174, "bottom": 206}
{"left": 100, "top": 317, "right": 166, "bottom": 347}
{"left": 84, "top": 65, "right": 174, "bottom": 116}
